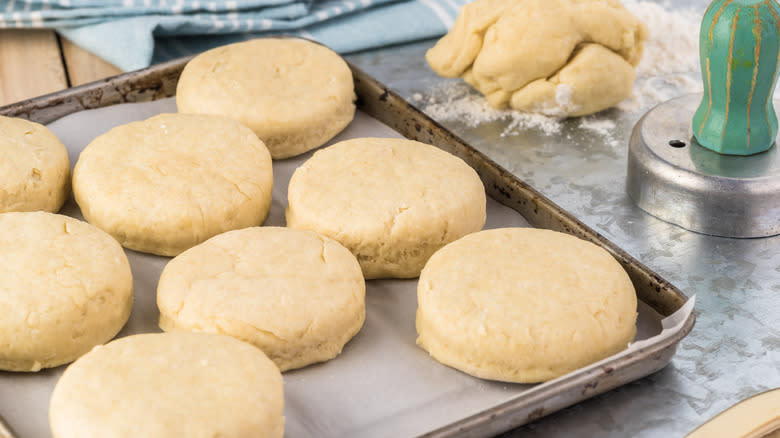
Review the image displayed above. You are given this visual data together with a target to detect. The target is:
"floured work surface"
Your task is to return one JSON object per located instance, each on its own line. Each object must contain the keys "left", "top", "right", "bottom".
{"left": 0, "top": 98, "right": 692, "bottom": 438}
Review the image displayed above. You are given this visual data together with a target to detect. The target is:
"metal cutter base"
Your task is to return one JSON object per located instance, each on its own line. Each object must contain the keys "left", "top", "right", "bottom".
{"left": 627, "top": 94, "right": 780, "bottom": 238}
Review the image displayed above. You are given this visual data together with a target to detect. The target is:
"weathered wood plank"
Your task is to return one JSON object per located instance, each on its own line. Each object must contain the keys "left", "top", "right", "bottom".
{"left": 60, "top": 37, "right": 122, "bottom": 86}
{"left": 0, "top": 30, "right": 68, "bottom": 106}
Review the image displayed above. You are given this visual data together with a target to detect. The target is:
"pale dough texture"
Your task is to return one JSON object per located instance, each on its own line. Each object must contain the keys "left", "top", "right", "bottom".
{"left": 426, "top": 0, "right": 648, "bottom": 116}
{"left": 73, "top": 113, "right": 273, "bottom": 256}
{"left": 177, "top": 38, "right": 356, "bottom": 159}
{"left": 49, "top": 332, "right": 284, "bottom": 438}
{"left": 0, "top": 115, "right": 70, "bottom": 213}
{"left": 157, "top": 227, "right": 365, "bottom": 371}
{"left": 416, "top": 228, "right": 637, "bottom": 383}
{"left": 286, "top": 138, "right": 486, "bottom": 279}
{"left": 0, "top": 212, "right": 133, "bottom": 372}
{"left": 686, "top": 388, "right": 780, "bottom": 438}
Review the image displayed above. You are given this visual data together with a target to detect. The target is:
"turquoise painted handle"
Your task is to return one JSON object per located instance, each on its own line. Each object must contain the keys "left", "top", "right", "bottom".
{"left": 693, "top": 0, "right": 780, "bottom": 156}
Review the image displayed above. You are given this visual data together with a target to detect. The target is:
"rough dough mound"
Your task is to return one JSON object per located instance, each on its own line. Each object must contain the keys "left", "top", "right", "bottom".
{"left": 0, "top": 212, "right": 133, "bottom": 372}
{"left": 0, "top": 115, "right": 70, "bottom": 213}
{"left": 157, "top": 227, "right": 365, "bottom": 372}
{"left": 286, "top": 138, "right": 486, "bottom": 279}
{"left": 426, "top": 0, "right": 648, "bottom": 116}
{"left": 177, "top": 38, "right": 356, "bottom": 159}
{"left": 49, "top": 332, "right": 284, "bottom": 438}
{"left": 416, "top": 228, "right": 638, "bottom": 383}
{"left": 73, "top": 113, "right": 273, "bottom": 256}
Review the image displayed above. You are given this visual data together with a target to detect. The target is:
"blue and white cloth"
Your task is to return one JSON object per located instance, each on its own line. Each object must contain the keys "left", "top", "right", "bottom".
{"left": 0, "top": 0, "right": 469, "bottom": 71}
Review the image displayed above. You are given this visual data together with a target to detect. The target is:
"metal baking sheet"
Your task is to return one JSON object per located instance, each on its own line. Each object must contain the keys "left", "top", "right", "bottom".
{"left": 0, "top": 61, "right": 695, "bottom": 438}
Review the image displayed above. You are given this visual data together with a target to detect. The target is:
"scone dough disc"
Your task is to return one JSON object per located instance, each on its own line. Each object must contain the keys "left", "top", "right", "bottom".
{"left": 416, "top": 228, "right": 638, "bottom": 383}
{"left": 176, "top": 38, "right": 356, "bottom": 159}
{"left": 0, "top": 115, "right": 70, "bottom": 213}
{"left": 0, "top": 212, "right": 133, "bottom": 372}
{"left": 73, "top": 113, "right": 273, "bottom": 256}
{"left": 157, "top": 227, "right": 365, "bottom": 371}
{"left": 49, "top": 332, "right": 284, "bottom": 438}
{"left": 286, "top": 137, "right": 486, "bottom": 279}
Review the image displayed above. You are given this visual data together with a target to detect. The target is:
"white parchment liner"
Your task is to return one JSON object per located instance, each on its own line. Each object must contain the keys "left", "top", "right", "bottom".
{"left": 0, "top": 98, "right": 694, "bottom": 438}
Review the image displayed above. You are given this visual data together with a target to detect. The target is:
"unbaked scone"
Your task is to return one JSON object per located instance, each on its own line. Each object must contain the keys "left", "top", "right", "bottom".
{"left": 0, "top": 212, "right": 132, "bottom": 372}
{"left": 49, "top": 332, "right": 284, "bottom": 438}
{"left": 416, "top": 228, "right": 637, "bottom": 383}
{"left": 157, "top": 227, "right": 365, "bottom": 371}
{"left": 286, "top": 137, "right": 486, "bottom": 279}
{"left": 176, "top": 38, "right": 356, "bottom": 159}
{"left": 426, "top": 0, "right": 648, "bottom": 116}
{"left": 0, "top": 115, "right": 70, "bottom": 213}
{"left": 73, "top": 113, "right": 273, "bottom": 256}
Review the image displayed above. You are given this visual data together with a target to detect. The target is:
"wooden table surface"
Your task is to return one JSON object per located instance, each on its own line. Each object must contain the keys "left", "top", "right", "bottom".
{"left": 0, "top": 30, "right": 121, "bottom": 107}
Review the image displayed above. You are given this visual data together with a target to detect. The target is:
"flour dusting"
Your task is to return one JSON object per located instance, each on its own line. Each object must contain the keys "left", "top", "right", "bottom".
{"left": 624, "top": 0, "right": 701, "bottom": 77}
{"left": 424, "top": 82, "right": 565, "bottom": 137}
{"left": 423, "top": 0, "right": 704, "bottom": 140}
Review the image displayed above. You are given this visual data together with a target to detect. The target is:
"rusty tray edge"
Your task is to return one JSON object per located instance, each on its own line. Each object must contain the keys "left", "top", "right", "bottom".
{"left": 0, "top": 56, "right": 695, "bottom": 438}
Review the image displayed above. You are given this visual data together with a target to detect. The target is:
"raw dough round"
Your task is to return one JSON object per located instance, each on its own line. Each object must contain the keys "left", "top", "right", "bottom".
{"left": 176, "top": 38, "right": 356, "bottom": 159}
{"left": 426, "top": 0, "right": 648, "bottom": 116}
{"left": 0, "top": 212, "right": 133, "bottom": 372}
{"left": 73, "top": 113, "right": 273, "bottom": 256}
{"left": 286, "top": 137, "right": 486, "bottom": 279}
{"left": 0, "top": 115, "right": 70, "bottom": 213}
{"left": 416, "top": 228, "right": 637, "bottom": 383}
{"left": 157, "top": 227, "right": 365, "bottom": 371}
{"left": 49, "top": 332, "right": 284, "bottom": 438}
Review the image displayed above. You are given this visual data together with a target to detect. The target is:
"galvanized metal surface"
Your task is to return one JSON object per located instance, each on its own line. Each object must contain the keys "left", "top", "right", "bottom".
{"left": 627, "top": 94, "right": 780, "bottom": 238}
{"left": 341, "top": 6, "right": 778, "bottom": 436}
{"left": 0, "top": 51, "right": 694, "bottom": 438}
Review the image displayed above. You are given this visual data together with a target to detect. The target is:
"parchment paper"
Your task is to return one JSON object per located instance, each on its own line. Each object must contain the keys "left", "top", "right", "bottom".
{"left": 0, "top": 98, "right": 694, "bottom": 438}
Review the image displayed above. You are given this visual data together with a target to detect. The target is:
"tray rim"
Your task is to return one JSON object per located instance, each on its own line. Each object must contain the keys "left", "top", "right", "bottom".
{"left": 0, "top": 54, "right": 695, "bottom": 438}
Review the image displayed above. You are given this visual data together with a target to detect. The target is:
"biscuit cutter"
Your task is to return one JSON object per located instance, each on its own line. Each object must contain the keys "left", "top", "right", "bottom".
{"left": 627, "top": 0, "right": 780, "bottom": 238}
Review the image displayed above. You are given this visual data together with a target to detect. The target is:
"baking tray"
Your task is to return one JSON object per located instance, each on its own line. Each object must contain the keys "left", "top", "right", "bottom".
{"left": 0, "top": 57, "right": 695, "bottom": 438}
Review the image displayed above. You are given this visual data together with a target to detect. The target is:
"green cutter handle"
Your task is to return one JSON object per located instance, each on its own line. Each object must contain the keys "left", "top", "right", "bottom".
{"left": 693, "top": 0, "right": 780, "bottom": 156}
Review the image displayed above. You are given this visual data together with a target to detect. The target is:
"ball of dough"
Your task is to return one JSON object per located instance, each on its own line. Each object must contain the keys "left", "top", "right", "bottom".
{"left": 176, "top": 38, "right": 356, "bottom": 159}
{"left": 286, "top": 138, "right": 486, "bottom": 279}
{"left": 0, "top": 115, "right": 70, "bottom": 213}
{"left": 416, "top": 228, "right": 637, "bottom": 383}
{"left": 73, "top": 113, "right": 273, "bottom": 256}
{"left": 157, "top": 227, "right": 365, "bottom": 371}
{"left": 49, "top": 332, "right": 284, "bottom": 438}
{"left": 0, "top": 212, "right": 133, "bottom": 372}
{"left": 426, "top": 0, "right": 648, "bottom": 116}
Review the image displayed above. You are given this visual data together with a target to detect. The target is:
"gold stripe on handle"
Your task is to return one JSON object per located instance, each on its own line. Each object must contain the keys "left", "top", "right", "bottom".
{"left": 765, "top": 0, "right": 780, "bottom": 136}
{"left": 710, "top": 0, "right": 734, "bottom": 44}
{"left": 747, "top": 4, "right": 762, "bottom": 150}
{"left": 700, "top": 0, "right": 732, "bottom": 136}
{"left": 721, "top": 5, "right": 741, "bottom": 144}
{"left": 700, "top": 58, "right": 713, "bottom": 137}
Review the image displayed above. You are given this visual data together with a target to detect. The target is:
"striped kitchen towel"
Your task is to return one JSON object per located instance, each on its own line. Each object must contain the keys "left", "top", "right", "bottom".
{"left": 0, "top": 0, "right": 469, "bottom": 71}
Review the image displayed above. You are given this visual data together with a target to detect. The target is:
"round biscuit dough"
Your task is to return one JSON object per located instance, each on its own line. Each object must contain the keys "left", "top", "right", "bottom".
{"left": 0, "top": 212, "right": 133, "bottom": 372}
{"left": 73, "top": 113, "right": 273, "bottom": 256}
{"left": 157, "top": 227, "right": 365, "bottom": 371}
{"left": 49, "top": 332, "right": 284, "bottom": 438}
{"left": 176, "top": 38, "right": 356, "bottom": 159}
{"left": 416, "top": 228, "right": 638, "bottom": 383}
{"left": 286, "top": 137, "right": 487, "bottom": 279}
{"left": 0, "top": 115, "right": 70, "bottom": 213}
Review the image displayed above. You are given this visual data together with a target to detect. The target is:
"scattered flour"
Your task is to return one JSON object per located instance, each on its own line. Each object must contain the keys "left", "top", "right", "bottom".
{"left": 624, "top": 0, "right": 701, "bottom": 77}
{"left": 579, "top": 117, "right": 619, "bottom": 147}
{"left": 424, "top": 83, "right": 564, "bottom": 136}
{"left": 579, "top": 117, "right": 617, "bottom": 137}
{"left": 423, "top": 0, "right": 703, "bottom": 141}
